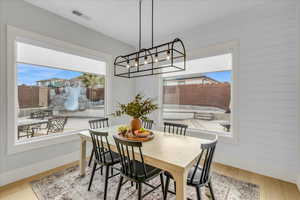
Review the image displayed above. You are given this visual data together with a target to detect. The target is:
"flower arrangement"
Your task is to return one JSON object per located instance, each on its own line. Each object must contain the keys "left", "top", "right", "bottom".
{"left": 113, "top": 93, "right": 158, "bottom": 130}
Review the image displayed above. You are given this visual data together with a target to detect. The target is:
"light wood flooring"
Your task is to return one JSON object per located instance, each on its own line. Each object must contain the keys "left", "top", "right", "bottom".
{"left": 0, "top": 161, "right": 299, "bottom": 200}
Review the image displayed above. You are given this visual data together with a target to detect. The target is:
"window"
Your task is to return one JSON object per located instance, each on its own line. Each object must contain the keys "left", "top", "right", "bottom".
{"left": 16, "top": 41, "right": 106, "bottom": 142}
{"left": 162, "top": 53, "right": 233, "bottom": 135}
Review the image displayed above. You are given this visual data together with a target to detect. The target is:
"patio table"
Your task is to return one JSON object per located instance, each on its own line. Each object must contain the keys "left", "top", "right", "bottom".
{"left": 78, "top": 125, "right": 210, "bottom": 200}
{"left": 18, "top": 118, "right": 49, "bottom": 139}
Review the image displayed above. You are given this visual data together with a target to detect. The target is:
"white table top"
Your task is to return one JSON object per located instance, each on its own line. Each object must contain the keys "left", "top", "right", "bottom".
{"left": 79, "top": 125, "right": 211, "bottom": 170}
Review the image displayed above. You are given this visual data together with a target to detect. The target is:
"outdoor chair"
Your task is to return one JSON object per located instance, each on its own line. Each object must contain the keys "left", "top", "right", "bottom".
{"left": 46, "top": 117, "right": 68, "bottom": 134}
{"left": 30, "top": 111, "right": 45, "bottom": 119}
{"left": 18, "top": 125, "right": 35, "bottom": 139}
{"left": 31, "top": 117, "right": 68, "bottom": 136}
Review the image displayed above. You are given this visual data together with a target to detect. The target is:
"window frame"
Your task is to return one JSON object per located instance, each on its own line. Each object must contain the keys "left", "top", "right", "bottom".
{"left": 157, "top": 41, "right": 239, "bottom": 144}
{"left": 7, "top": 25, "right": 113, "bottom": 154}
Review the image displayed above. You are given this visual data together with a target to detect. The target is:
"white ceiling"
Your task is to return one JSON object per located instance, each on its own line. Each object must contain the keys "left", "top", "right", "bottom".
{"left": 25, "top": 0, "right": 272, "bottom": 47}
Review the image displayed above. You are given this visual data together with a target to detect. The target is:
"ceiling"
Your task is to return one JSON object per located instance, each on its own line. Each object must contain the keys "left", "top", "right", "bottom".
{"left": 25, "top": 0, "right": 272, "bottom": 47}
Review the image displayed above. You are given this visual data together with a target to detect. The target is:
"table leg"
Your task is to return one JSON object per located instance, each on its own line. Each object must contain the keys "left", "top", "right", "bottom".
{"left": 172, "top": 169, "right": 188, "bottom": 200}
{"left": 79, "top": 136, "right": 87, "bottom": 176}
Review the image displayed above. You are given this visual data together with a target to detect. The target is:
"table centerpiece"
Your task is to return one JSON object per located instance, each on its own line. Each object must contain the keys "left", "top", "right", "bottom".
{"left": 113, "top": 93, "right": 158, "bottom": 131}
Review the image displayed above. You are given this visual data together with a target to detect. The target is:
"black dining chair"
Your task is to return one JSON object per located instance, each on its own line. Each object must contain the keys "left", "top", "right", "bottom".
{"left": 163, "top": 122, "right": 188, "bottom": 136}
{"left": 113, "top": 136, "right": 165, "bottom": 200}
{"left": 163, "top": 122, "right": 188, "bottom": 193}
{"left": 164, "top": 137, "right": 218, "bottom": 200}
{"left": 88, "top": 118, "right": 109, "bottom": 167}
{"left": 88, "top": 130, "right": 120, "bottom": 200}
{"left": 142, "top": 119, "right": 154, "bottom": 129}
{"left": 89, "top": 117, "right": 109, "bottom": 129}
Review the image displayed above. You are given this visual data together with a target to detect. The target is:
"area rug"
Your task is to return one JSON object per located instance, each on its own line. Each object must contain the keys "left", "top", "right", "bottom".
{"left": 30, "top": 165, "right": 260, "bottom": 200}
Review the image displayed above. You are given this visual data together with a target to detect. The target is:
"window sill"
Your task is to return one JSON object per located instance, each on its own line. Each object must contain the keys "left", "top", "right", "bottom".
{"left": 186, "top": 128, "right": 238, "bottom": 144}
{"left": 158, "top": 126, "right": 238, "bottom": 144}
{"left": 8, "top": 129, "right": 87, "bottom": 155}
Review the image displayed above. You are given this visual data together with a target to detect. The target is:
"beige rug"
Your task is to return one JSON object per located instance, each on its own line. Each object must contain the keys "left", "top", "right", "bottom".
{"left": 30, "top": 165, "right": 260, "bottom": 200}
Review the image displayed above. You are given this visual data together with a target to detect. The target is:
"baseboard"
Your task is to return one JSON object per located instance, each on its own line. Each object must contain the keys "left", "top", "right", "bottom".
{"left": 297, "top": 175, "right": 300, "bottom": 191}
{"left": 215, "top": 156, "right": 297, "bottom": 184}
{"left": 0, "top": 149, "right": 90, "bottom": 187}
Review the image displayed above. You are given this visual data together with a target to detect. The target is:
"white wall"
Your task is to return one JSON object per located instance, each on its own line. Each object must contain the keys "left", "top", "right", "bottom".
{"left": 0, "top": 0, "right": 134, "bottom": 185}
{"left": 135, "top": 1, "right": 299, "bottom": 183}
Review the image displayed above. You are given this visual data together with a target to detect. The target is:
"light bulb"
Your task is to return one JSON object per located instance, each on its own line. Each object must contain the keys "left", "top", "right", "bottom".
{"left": 126, "top": 61, "right": 130, "bottom": 68}
{"left": 166, "top": 50, "right": 170, "bottom": 60}
{"left": 155, "top": 54, "right": 158, "bottom": 62}
{"left": 134, "top": 58, "right": 138, "bottom": 67}
{"left": 144, "top": 56, "right": 148, "bottom": 65}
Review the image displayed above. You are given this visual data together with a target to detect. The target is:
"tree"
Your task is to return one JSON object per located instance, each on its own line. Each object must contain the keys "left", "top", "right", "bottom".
{"left": 78, "top": 73, "right": 105, "bottom": 101}
{"left": 78, "top": 73, "right": 105, "bottom": 88}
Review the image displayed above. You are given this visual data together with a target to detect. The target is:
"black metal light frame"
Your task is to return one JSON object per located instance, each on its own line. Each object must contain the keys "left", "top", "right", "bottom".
{"left": 114, "top": 0, "right": 186, "bottom": 79}
{"left": 114, "top": 38, "right": 186, "bottom": 78}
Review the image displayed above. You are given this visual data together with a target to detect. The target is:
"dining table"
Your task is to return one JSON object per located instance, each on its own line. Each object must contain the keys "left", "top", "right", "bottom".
{"left": 78, "top": 125, "right": 211, "bottom": 200}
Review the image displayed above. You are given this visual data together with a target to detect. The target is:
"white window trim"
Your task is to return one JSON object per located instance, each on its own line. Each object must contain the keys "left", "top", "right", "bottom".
{"left": 157, "top": 40, "right": 239, "bottom": 144}
{"left": 6, "top": 25, "right": 113, "bottom": 154}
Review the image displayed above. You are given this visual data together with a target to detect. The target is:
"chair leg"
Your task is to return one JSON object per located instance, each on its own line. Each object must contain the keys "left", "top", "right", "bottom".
{"left": 174, "top": 181, "right": 176, "bottom": 193}
{"left": 103, "top": 165, "right": 110, "bottom": 200}
{"left": 115, "top": 176, "right": 123, "bottom": 200}
{"left": 100, "top": 165, "right": 103, "bottom": 175}
{"left": 88, "top": 148, "right": 94, "bottom": 167}
{"left": 164, "top": 176, "right": 170, "bottom": 200}
{"left": 160, "top": 173, "right": 165, "bottom": 197}
{"left": 208, "top": 182, "right": 215, "bottom": 200}
{"left": 195, "top": 186, "right": 202, "bottom": 200}
{"left": 138, "top": 183, "right": 142, "bottom": 200}
{"left": 88, "top": 162, "right": 97, "bottom": 191}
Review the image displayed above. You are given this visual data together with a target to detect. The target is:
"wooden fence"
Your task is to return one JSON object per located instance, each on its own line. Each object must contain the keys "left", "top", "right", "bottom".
{"left": 18, "top": 86, "right": 104, "bottom": 108}
{"left": 86, "top": 88, "right": 104, "bottom": 101}
{"left": 18, "top": 85, "right": 49, "bottom": 108}
{"left": 163, "top": 83, "right": 231, "bottom": 110}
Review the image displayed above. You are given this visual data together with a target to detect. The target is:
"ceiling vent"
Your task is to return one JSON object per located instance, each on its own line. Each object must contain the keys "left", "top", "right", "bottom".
{"left": 72, "top": 10, "right": 83, "bottom": 16}
{"left": 72, "top": 10, "right": 91, "bottom": 20}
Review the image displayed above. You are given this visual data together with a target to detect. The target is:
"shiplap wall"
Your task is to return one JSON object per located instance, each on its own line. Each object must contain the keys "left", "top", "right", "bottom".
{"left": 136, "top": 1, "right": 299, "bottom": 183}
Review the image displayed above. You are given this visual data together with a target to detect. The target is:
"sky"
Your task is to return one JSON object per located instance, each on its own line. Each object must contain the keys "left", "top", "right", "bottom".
{"left": 203, "top": 70, "right": 232, "bottom": 83}
{"left": 18, "top": 63, "right": 83, "bottom": 86}
{"left": 18, "top": 63, "right": 231, "bottom": 86}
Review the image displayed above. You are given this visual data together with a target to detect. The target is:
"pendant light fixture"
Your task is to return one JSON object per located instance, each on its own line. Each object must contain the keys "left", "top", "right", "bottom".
{"left": 114, "top": 0, "right": 186, "bottom": 78}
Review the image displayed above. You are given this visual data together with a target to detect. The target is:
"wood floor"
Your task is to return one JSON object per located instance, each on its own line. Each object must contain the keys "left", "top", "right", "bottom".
{"left": 0, "top": 161, "right": 299, "bottom": 200}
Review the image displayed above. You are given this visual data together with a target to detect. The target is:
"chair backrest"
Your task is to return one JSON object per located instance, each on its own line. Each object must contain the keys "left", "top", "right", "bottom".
{"left": 47, "top": 117, "right": 68, "bottom": 133}
{"left": 89, "top": 130, "right": 116, "bottom": 164}
{"left": 89, "top": 118, "right": 109, "bottom": 129}
{"left": 163, "top": 122, "right": 188, "bottom": 136}
{"left": 113, "top": 136, "right": 148, "bottom": 179}
{"left": 190, "top": 136, "right": 218, "bottom": 185}
{"left": 30, "top": 111, "right": 45, "bottom": 119}
{"left": 142, "top": 119, "right": 154, "bottom": 129}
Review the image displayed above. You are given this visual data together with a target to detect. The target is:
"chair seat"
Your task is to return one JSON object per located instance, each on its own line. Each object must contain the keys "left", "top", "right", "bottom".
{"left": 95, "top": 151, "right": 121, "bottom": 165}
{"left": 164, "top": 166, "right": 206, "bottom": 185}
{"left": 122, "top": 161, "right": 162, "bottom": 182}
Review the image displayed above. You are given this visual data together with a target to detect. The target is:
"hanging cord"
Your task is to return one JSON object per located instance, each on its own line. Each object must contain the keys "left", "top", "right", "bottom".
{"left": 139, "top": 0, "right": 142, "bottom": 51}
{"left": 152, "top": 0, "right": 154, "bottom": 48}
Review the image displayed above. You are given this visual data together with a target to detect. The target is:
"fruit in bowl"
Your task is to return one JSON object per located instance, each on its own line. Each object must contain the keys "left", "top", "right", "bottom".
{"left": 118, "top": 125, "right": 129, "bottom": 135}
{"left": 134, "top": 128, "right": 151, "bottom": 138}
